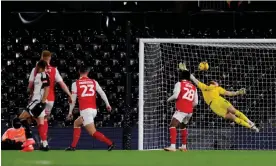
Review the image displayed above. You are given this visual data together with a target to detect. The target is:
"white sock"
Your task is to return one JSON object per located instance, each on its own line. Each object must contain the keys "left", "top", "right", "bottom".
{"left": 42, "top": 140, "right": 48, "bottom": 147}
{"left": 170, "top": 144, "right": 176, "bottom": 149}
{"left": 182, "top": 144, "right": 187, "bottom": 149}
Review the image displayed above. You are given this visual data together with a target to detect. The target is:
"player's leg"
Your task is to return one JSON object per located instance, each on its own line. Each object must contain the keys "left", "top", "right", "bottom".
{"left": 20, "top": 117, "right": 35, "bottom": 152}
{"left": 179, "top": 123, "right": 187, "bottom": 151}
{"left": 179, "top": 113, "right": 192, "bottom": 152}
{"left": 220, "top": 99, "right": 259, "bottom": 132}
{"left": 26, "top": 100, "right": 48, "bottom": 149}
{"left": 38, "top": 101, "right": 53, "bottom": 150}
{"left": 36, "top": 112, "right": 49, "bottom": 151}
{"left": 18, "top": 115, "right": 35, "bottom": 152}
{"left": 164, "top": 111, "right": 182, "bottom": 152}
{"left": 225, "top": 113, "right": 251, "bottom": 128}
{"left": 44, "top": 101, "right": 54, "bottom": 141}
{"left": 82, "top": 109, "right": 114, "bottom": 151}
{"left": 226, "top": 105, "right": 254, "bottom": 126}
{"left": 65, "top": 116, "right": 83, "bottom": 151}
{"left": 212, "top": 99, "right": 251, "bottom": 128}
{"left": 19, "top": 103, "right": 38, "bottom": 150}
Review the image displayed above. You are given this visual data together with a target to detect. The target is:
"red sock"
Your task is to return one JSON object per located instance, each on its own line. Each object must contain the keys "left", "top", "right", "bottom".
{"left": 38, "top": 124, "right": 46, "bottom": 141}
{"left": 92, "top": 131, "right": 112, "bottom": 146}
{"left": 71, "top": 127, "right": 81, "bottom": 148}
{"left": 181, "top": 129, "right": 187, "bottom": 145}
{"left": 43, "top": 120, "right": 48, "bottom": 140}
{"left": 169, "top": 127, "right": 177, "bottom": 144}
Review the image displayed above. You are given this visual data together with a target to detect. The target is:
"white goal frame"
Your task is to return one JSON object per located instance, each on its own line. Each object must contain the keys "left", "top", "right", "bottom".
{"left": 138, "top": 38, "right": 276, "bottom": 150}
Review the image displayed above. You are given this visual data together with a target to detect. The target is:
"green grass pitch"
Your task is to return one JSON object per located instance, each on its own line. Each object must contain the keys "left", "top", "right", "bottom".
{"left": 2, "top": 150, "right": 276, "bottom": 166}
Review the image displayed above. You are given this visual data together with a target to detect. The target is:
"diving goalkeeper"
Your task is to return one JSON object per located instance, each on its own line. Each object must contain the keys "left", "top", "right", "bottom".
{"left": 179, "top": 63, "right": 259, "bottom": 132}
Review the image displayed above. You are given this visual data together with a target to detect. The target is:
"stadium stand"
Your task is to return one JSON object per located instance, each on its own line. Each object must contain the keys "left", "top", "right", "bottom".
{"left": 2, "top": 28, "right": 275, "bottom": 127}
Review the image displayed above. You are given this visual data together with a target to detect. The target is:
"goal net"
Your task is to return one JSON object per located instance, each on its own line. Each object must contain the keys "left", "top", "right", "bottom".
{"left": 138, "top": 39, "right": 276, "bottom": 150}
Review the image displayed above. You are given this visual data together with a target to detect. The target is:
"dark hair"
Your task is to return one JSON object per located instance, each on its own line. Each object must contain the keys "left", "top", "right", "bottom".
{"left": 79, "top": 65, "right": 90, "bottom": 74}
{"left": 12, "top": 117, "right": 21, "bottom": 129}
{"left": 36, "top": 60, "right": 47, "bottom": 70}
{"left": 179, "top": 70, "right": 190, "bottom": 81}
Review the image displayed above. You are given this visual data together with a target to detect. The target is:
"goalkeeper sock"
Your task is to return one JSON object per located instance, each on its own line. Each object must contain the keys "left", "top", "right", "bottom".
{"left": 234, "top": 117, "right": 251, "bottom": 128}
{"left": 71, "top": 127, "right": 81, "bottom": 148}
{"left": 92, "top": 131, "right": 112, "bottom": 146}
{"left": 235, "top": 110, "right": 249, "bottom": 123}
{"left": 181, "top": 129, "right": 187, "bottom": 147}
{"left": 169, "top": 127, "right": 176, "bottom": 148}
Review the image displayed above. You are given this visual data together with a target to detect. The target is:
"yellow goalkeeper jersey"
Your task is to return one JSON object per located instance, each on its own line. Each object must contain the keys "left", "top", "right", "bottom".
{"left": 198, "top": 82, "right": 226, "bottom": 105}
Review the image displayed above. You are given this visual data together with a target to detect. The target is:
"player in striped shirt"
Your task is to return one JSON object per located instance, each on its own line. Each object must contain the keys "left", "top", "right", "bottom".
{"left": 19, "top": 60, "right": 50, "bottom": 152}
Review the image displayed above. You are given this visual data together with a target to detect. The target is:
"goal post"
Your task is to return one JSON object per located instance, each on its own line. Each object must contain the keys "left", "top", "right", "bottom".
{"left": 138, "top": 38, "right": 276, "bottom": 150}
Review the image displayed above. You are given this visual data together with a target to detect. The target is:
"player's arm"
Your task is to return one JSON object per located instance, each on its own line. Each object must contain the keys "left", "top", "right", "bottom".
{"left": 223, "top": 88, "right": 246, "bottom": 97}
{"left": 41, "top": 73, "right": 50, "bottom": 103}
{"left": 68, "top": 82, "right": 77, "bottom": 116}
{"left": 56, "top": 68, "right": 72, "bottom": 100}
{"left": 27, "top": 68, "right": 35, "bottom": 94}
{"left": 190, "top": 74, "right": 215, "bottom": 91}
{"left": 95, "top": 81, "right": 111, "bottom": 111}
{"left": 193, "top": 89, "right": 199, "bottom": 107}
{"left": 167, "top": 82, "right": 181, "bottom": 102}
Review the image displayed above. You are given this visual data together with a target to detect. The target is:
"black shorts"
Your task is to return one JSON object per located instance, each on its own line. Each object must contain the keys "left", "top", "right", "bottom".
{"left": 26, "top": 100, "right": 46, "bottom": 118}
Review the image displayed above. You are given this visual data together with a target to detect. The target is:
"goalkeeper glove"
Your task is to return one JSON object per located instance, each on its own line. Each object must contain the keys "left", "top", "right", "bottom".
{"left": 179, "top": 62, "right": 187, "bottom": 71}
{"left": 237, "top": 88, "right": 246, "bottom": 95}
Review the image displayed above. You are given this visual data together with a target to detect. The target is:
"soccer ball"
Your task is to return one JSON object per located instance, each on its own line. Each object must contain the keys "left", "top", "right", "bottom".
{"left": 198, "top": 62, "right": 209, "bottom": 71}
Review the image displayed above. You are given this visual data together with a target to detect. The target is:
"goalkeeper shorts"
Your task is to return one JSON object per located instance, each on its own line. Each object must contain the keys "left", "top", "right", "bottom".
{"left": 209, "top": 98, "right": 232, "bottom": 118}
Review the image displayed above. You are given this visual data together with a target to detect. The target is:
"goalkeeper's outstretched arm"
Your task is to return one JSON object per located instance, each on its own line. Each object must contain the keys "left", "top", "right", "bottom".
{"left": 223, "top": 88, "right": 246, "bottom": 96}
{"left": 190, "top": 74, "right": 215, "bottom": 91}
{"left": 179, "top": 62, "right": 215, "bottom": 91}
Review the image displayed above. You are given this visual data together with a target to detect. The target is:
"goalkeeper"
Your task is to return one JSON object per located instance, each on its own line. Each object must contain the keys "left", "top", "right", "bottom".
{"left": 180, "top": 63, "right": 259, "bottom": 132}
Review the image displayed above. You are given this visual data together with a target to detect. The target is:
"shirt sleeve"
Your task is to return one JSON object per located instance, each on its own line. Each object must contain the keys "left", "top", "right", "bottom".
{"left": 218, "top": 87, "right": 226, "bottom": 95}
{"left": 173, "top": 82, "right": 181, "bottom": 98}
{"left": 41, "top": 73, "right": 50, "bottom": 88}
{"left": 55, "top": 68, "right": 63, "bottom": 83}
{"left": 71, "top": 82, "right": 77, "bottom": 94}
{"left": 95, "top": 81, "right": 110, "bottom": 106}
{"left": 69, "top": 82, "right": 77, "bottom": 113}
{"left": 70, "top": 82, "right": 77, "bottom": 104}
{"left": 28, "top": 68, "right": 36, "bottom": 82}
{"left": 198, "top": 82, "right": 216, "bottom": 91}
{"left": 167, "top": 82, "right": 181, "bottom": 102}
{"left": 193, "top": 89, "right": 198, "bottom": 106}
